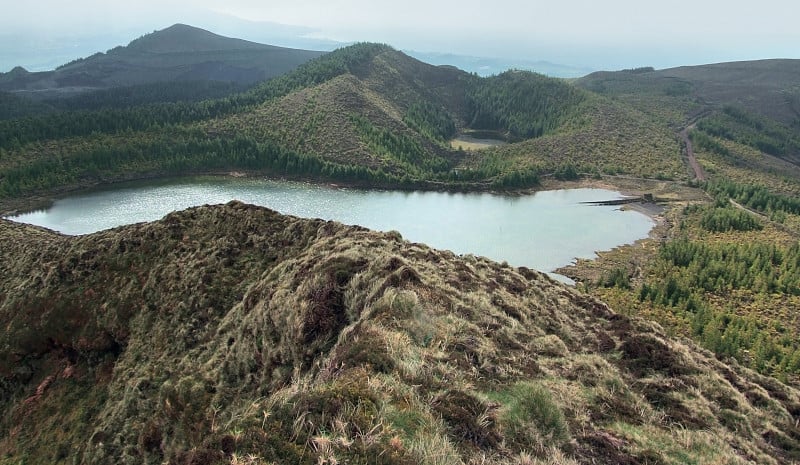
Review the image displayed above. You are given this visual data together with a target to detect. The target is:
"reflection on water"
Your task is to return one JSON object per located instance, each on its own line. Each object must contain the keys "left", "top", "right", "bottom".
{"left": 7, "top": 177, "right": 653, "bottom": 277}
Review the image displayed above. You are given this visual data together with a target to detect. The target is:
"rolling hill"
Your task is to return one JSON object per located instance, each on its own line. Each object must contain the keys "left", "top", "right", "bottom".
{"left": 577, "top": 59, "right": 800, "bottom": 125}
{"left": 1, "top": 42, "right": 628, "bottom": 206}
{"left": 0, "top": 24, "right": 325, "bottom": 96}
{"left": 2, "top": 202, "right": 799, "bottom": 464}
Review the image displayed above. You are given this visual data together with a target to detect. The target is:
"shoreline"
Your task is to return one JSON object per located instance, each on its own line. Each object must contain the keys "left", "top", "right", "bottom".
{"left": 554, "top": 198, "right": 675, "bottom": 285}
{"left": 3, "top": 171, "right": 684, "bottom": 290}
{"left": 0, "top": 171, "right": 684, "bottom": 219}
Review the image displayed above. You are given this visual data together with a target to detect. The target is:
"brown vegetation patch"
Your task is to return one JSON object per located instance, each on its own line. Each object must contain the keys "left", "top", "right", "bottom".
{"left": 330, "top": 325, "right": 395, "bottom": 374}
{"left": 138, "top": 420, "right": 164, "bottom": 453}
{"left": 639, "top": 378, "right": 711, "bottom": 428}
{"left": 620, "top": 334, "right": 694, "bottom": 377}
{"left": 576, "top": 431, "right": 643, "bottom": 465}
{"left": 762, "top": 428, "right": 800, "bottom": 461}
{"left": 168, "top": 448, "right": 224, "bottom": 465}
{"left": 432, "top": 390, "right": 502, "bottom": 450}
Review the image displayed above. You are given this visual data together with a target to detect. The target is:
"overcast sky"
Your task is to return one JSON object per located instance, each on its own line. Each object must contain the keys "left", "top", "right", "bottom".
{"left": 2, "top": 0, "right": 798, "bottom": 70}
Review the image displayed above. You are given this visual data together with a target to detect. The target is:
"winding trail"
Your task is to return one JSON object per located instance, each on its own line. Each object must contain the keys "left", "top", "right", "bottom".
{"left": 680, "top": 123, "right": 706, "bottom": 182}
{"left": 677, "top": 109, "right": 713, "bottom": 182}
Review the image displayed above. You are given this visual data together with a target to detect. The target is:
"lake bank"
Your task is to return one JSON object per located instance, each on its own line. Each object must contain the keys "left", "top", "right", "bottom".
{"left": 0, "top": 168, "right": 682, "bottom": 218}
{"left": 6, "top": 178, "right": 656, "bottom": 278}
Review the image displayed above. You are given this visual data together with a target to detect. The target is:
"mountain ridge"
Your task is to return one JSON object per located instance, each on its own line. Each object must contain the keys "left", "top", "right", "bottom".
{"left": 0, "top": 24, "right": 326, "bottom": 95}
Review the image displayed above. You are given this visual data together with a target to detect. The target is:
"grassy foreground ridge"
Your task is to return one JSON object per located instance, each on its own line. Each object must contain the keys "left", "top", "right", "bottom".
{"left": 2, "top": 202, "right": 800, "bottom": 464}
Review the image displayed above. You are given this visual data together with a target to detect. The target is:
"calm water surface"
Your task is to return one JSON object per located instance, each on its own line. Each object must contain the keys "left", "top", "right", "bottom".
{"left": 8, "top": 177, "right": 654, "bottom": 276}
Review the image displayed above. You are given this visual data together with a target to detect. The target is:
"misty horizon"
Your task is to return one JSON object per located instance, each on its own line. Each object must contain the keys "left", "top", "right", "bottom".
{"left": 1, "top": 1, "right": 798, "bottom": 75}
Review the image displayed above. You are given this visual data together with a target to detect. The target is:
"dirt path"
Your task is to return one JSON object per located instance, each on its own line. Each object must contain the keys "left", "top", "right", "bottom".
{"left": 680, "top": 124, "right": 706, "bottom": 182}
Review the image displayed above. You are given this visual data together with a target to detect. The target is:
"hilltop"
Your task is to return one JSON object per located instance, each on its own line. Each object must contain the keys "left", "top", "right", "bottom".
{"left": 2, "top": 202, "right": 799, "bottom": 464}
{"left": 0, "top": 24, "right": 325, "bottom": 95}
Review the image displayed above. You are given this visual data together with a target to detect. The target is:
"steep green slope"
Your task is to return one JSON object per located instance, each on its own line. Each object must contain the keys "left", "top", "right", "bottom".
{"left": 465, "top": 70, "right": 585, "bottom": 140}
{"left": 204, "top": 44, "right": 470, "bottom": 177}
{"left": 2, "top": 202, "right": 799, "bottom": 464}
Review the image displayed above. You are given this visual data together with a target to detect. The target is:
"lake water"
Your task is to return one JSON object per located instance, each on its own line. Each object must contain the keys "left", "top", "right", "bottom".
{"left": 7, "top": 177, "right": 654, "bottom": 277}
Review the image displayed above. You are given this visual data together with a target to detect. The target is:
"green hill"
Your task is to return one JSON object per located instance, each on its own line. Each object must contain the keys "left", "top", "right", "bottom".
{"left": 654, "top": 60, "right": 800, "bottom": 126}
{"left": 1, "top": 43, "right": 627, "bottom": 206}
{"left": 576, "top": 60, "right": 800, "bottom": 184}
{"left": 2, "top": 202, "right": 799, "bottom": 464}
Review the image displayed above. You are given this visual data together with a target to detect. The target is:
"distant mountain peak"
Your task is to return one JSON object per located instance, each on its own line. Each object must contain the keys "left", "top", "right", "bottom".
{"left": 7, "top": 66, "right": 28, "bottom": 76}
{"left": 124, "top": 23, "right": 270, "bottom": 54}
{"left": 0, "top": 25, "right": 326, "bottom": 93}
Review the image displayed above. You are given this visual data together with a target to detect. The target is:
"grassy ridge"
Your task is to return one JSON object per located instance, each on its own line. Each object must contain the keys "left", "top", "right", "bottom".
{"left": 2, "top": 203, "right": 799, "bottom": 464}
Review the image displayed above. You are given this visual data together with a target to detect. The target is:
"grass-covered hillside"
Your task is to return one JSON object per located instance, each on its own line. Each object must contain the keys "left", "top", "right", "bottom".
{"left": 576, "top": 60, "right": 800, "bottom": 125}
{"left": 654, "top": 60, "right": 800, "bottom": 126}
{"left": 2, "top": 202, "right": 800, "bottom": 464}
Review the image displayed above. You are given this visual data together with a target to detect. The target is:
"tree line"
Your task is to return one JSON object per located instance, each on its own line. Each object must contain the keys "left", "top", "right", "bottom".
{"left": 704, "top": 179, "right": 800, "bottom": 216}
{"left": 0, "top": 132, "right": 403, "bottom": 198}
{"left": 696, "top": 106, "right": 800, "bottom": 158}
